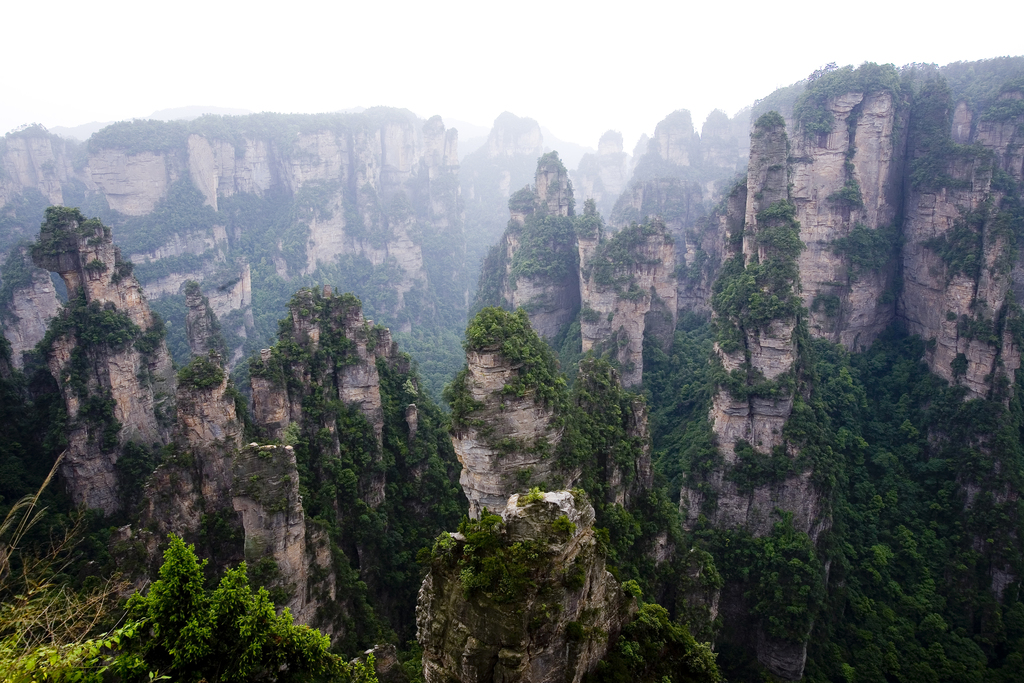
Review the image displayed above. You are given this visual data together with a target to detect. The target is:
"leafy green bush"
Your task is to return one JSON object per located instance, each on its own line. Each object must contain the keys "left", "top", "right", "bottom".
{"left": 177, "top": 353, "right": 225, "bottom": 390}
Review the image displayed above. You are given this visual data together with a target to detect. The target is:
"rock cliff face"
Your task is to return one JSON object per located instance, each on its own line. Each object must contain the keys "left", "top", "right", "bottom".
{"left": 571, "top": 130, "right": 630, "bottom": 218}
{"left": 450, "top": 343, "right": 569, "bottom": 519}
{"left": 578, "top": 218, "right": 677, "bottom": 387}
{"left": 0, "top": 248, "right": 61, "bottom": 369}
{"left": 900, "top": 85, "right": 1024, "bottom": 399}
{"left": 0, "top": 127, "right": 75, "bottom": 210}
{"left": 1, "top": 111, "right": 465, "bottom": 375}
{"left": 495, "top": 154, "right": 581, "bottom": 339}
{"left": 789, "top": 90, "right": 906, "bottom": 350}
{"left": 417, "top": 490, "right": 636, "bottom": 683}
{"left": 31, "top": 208, "right": 175, "bottom": 514}
{"left": 250, "top": 288, "right": 402, "bottom": 506}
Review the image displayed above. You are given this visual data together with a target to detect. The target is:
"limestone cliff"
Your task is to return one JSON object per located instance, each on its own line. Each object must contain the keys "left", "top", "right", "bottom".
{"left": 448, "top": 310, "right": 572, "bottom": 518}
{"left": 250, "top": 287, "right": 400, "bottom": 506}
{"left": 479, "top": 153, "right": 581, "bottom": 339}
{"left": 0, "top": 247, "right": 61, "bottom": 369}
{"left": 31, "top": 207, "right": 175, "bottom": 514}
{"left": 571, "top": 130, "right": 630, "bottom": 218}
{"left": 901, "top": 81, "right": 1024, "bottom": 399}
{"left": 790, "top": 90, "right": 906, "bottom": 350}
{"left": 417, "top": 490, "right": 636, "bottom": 683}
{"left": 578, "top": 215, "right": 677, "bottom": 387}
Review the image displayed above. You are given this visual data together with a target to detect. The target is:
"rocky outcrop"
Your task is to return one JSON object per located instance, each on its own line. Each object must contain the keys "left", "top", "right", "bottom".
{"left": 790, "top": 90, "right": 906, "bottom": 350}
{"left": 497, "top": 154, "right": 581, "bottom": 339}
{"left": 184, "top": 280, "right": 226, "bottom": 357}
{"left": 0, "top": 249, "right": 61, "bottom": 369}
{"left": 0, "top": 126, "right": 75, "bottom": 209}
{"left": 578, "top": 217, "right": 677, "bottom": 387}
{"left": 231, "top": 443, "right": 317, "bottom": 624}
{"left": 706, "top": 114, "right": 798, "bottom": 464}
{"left": 417, "top": 490, "right": 636, "bottom": 683}
{"left": 32, "top": 208, "right": 175, "bottom": 514}
{"left": 450, "top": 343, "right": 569, "bottom": 519}
{"left": 901, "top": 86, "right": 1024, "bottom": 399}
{"left": 249, "top": 288, "right": 400, "bottom": 506}
{"left": 572, "top": 131, "right": 629, "bottom": 218}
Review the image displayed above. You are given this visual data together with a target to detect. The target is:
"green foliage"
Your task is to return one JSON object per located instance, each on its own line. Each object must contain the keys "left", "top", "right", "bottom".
{"left": 584, "top": 219, "right": 670, "bottom": 294}
{"left": 827, "top": 179, "right": 864, "bottom": 209}
{"left": 250, "top": 289, "right": 466, "bottom": 647}
{"left": 749, "top": 514, "right": 825, "bottom": 642}
{"left": 909, "top": 77, "right": 992, "bottom": 191}
{"left": 177, "top": 353, "right": 226, "bottom": 390}
{"left": 923, "top": 205, "right": 987, "bottom": 280}
{"left": 0, "top": 244, "right": 35, "bottom": 318}
{"left": 711, "top": 199, "right": 804, "bottom": 353}
{"left": 831, "top": 222, "right": 900, "bottom": 278}
{"left": 587, "top": 603, "right": 722, "bottom": 683}
{"left": 461, "top": 307, "right": 568, "bottom": 408}
{"left": 115, "top": 534, "right": 377, "bottom": 682}
{"left": 452, "top": 513, "right": 547, "bottom": 603}
{"left": 795, "top": 62, "right": 902, "bottom": 136}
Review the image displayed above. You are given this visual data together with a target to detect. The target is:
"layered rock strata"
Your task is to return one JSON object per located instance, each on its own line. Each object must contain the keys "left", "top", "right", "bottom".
{"left": 32, "top": 209, "right": 175, "bottom": 514}
{"left": 901, "top": 88, "right": 1024, "bottom": 399}
{"left": 790, "top": 90, "right": 906, "bottom": 350}
{"left": 578, "top": 218, "right": 677, "bottom": 387}
{"left": 499, "top": 154, "right": 581, "bottom": 339}
{"left": 417, "top": 491, "right": 635, "bottom": 683}
{"left": 450, "top": 343, "right": 569, "bottom": 518}
{"left": 0, "top": 250, "right": 61, "bottom": 369}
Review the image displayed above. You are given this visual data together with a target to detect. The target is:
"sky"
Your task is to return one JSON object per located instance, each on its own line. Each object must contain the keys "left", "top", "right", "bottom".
{"left": 3, "top": 0, "right": 1023, "bottom": 154}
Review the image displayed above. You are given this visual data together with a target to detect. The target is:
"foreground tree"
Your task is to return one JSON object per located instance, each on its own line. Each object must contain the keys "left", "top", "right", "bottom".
{"left": 113, "top": 535, "right": 376, "bottom": 682}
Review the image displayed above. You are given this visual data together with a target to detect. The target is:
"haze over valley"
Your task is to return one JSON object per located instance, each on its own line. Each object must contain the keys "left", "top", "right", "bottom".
{"left": 2, "top": 2, "right": 1024, "bottom": 681}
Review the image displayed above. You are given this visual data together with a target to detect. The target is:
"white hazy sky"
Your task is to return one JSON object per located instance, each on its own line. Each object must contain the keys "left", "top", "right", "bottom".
{"left": 3, "top": 0, "right": 1022, "bottom": 152}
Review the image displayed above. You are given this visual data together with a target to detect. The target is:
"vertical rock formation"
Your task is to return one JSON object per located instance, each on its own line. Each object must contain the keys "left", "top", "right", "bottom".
{"left": 461, "top": 112, "right": 546, "bottom": 255}
{"left": 231, "top": 443, "right": 317, "bottom": 624}
{"left": 572, "top": 130, "right": 630, "bottom": 218}
{"left": 789, "top": 89, "right": 906, "bottom": 350}
{"left": 681, "top": 113, "right": 818, "bottom": 681}
{"left": 448, "top": 308, "right": 574, "bottom": 518}
{"left": 31, "top": 208, "right": 175, "bottom": 514}
{"left": 249, "top": 288, "right": 397, "bottom": 506}
{"left": 577, "top": 215, "right": 677, "bottom": 387}
{"left": 572, "top": 359, "right": 653, "bottom": 507}
{"left": 901, "top": 81, "right": 1024, "bottom": 399}
{"left": 417, "top": 490, "right": 636, "bottom": 683}
{"left": 486, "top": 153, "right": 581, "bottom": 339}
{"left": 184, "top": 280, "right": 226, "bottom": 357}
{"left": 0, "top": 246, "right": 61, "bottom": 369}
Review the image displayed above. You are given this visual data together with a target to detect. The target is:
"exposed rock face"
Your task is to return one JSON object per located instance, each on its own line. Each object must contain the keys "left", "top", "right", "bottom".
{"left": 578, "top": 219, "right": 677, "bottom": 387}
{"left": 572, "top": 130, "right": 629, "bottom": 217}
{"left": 232, "top": 443, "right": 317, "bottom": 624}
{"left": 184, "top": 281, "right": 225, "bottom": 357}
{"left": 451, "top": 345, "right": 569, "bottom": 518}
{"left": 500, "top": 154, "right": 581, "bottom": 339}
{"left": 32, "top": 210, "right": 175, "bottom": 514}
{"left": 789, "top": 90, "right": 906, "bottom": 350}
{"left": 705, "top": 115, "right": 798, "bottom": 464}
{"left": 417, "top": 491, "right": 636, "bottom": 683}
{"left": 0, "top": 254, "right": 61, "bottom": 369}
{"left": 0, "top": 127, "right": 75, "bottom": 209}
{"left": 250, "top": 288, "right": 399, "bottom": 506}
{"left": 900, "top": 90, "right": 1024, "bottom": 399}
